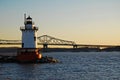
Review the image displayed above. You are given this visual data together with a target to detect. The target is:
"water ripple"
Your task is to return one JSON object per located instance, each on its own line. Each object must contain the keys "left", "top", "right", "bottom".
{"left": 0, "top": 52, "right": 120, "bottom": 80}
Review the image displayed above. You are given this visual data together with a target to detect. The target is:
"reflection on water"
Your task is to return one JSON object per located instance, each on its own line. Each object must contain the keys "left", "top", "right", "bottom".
{"left": 0, "top": 52, "right": 120, "bottom": 80}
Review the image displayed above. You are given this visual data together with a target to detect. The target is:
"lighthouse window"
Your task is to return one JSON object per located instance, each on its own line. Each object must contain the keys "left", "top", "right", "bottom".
{"left": 26, "top": 21, "right": 32, "bottom": 24}
{"left": 34, "top": 37, "right": 36, "bottom": 41}
{"left": 22, "top": 43, "right": 24, "bottom": 48}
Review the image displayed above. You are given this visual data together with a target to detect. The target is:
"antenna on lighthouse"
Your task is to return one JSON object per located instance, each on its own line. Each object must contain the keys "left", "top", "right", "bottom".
{"left": 24, "top": 13, "right": 26, "bottom": 24}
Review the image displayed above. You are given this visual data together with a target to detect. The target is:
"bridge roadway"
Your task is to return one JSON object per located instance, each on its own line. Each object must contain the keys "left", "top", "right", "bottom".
{"left": 0, "top": 42, "right": 118, "bottom": 48}
{"left": 38, "top": 43, "right": 119, "bottom": 48}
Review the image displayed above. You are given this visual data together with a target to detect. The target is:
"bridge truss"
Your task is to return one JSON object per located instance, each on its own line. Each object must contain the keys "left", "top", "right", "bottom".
{"left": 37, "top": 35, "right": 76, "bottom": 48}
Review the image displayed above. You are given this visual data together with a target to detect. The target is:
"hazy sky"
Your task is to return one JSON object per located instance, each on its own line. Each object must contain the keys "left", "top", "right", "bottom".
{"left": 0, "top": 0, "right": 120, "bottom": 45}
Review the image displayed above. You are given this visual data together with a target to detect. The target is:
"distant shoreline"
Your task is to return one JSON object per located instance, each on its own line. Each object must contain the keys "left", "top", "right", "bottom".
{"left": 0, "top": 47, "right": 120, "bottom": 53}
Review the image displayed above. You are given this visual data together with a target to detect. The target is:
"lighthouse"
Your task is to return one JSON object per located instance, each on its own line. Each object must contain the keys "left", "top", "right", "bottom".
{"left": 17, "top": 14, "right": 42, "bottom": 62}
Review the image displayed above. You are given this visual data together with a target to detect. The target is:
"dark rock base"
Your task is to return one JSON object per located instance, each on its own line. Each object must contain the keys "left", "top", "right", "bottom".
{"left": 0, "top": 55, "right": 59, "bottom": 63}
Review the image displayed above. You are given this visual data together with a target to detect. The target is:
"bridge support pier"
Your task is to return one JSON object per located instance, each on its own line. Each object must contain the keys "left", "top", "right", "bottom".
{"left": 43, "top": 44, "right": 48, "bottom": 49}
{"left": 73, "top": 45, "right": 78, "bottom": 48}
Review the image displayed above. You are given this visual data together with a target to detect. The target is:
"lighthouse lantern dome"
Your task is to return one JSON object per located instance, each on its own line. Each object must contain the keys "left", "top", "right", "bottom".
{"left": 27, "top": 16, "right": 32, "bottom": 19}
{"left": 26, "top": 16, "right": 32, "bottom": 24}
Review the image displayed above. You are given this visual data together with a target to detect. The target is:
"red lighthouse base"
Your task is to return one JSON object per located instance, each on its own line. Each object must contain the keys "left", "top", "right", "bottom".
{"left": 17, "top": 48, "right": 42, "bottom": 62}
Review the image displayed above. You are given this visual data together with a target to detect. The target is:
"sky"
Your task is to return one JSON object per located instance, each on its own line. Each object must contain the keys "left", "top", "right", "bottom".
{"left": 0, "top": 0, "right": 120, "bottom": 45}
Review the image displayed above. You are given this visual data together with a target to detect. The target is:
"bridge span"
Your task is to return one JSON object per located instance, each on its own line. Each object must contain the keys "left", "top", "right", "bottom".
{"left": 0, "top": 35, "right": 119, "bottom": 48}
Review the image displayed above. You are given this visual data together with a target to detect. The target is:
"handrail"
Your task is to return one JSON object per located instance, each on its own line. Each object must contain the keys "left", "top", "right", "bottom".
{"left": 20, "top": 26, "right": 38, "bottom": 30}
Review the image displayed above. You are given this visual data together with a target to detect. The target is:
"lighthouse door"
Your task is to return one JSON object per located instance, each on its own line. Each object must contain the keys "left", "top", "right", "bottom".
{"left": 22, "top": 43, "right": 24, "bottom": 48}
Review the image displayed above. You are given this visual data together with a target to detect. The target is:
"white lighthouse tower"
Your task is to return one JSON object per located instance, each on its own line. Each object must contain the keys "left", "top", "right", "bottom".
{"left": 17, "top": 14, "right": 42, "bottom": 62}
{"left": 21, "top": 14, "right": 38, "bottom": 48}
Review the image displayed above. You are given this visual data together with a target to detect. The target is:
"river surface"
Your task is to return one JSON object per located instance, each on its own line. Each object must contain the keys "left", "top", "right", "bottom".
{"left": 0, "top": 52, "right": 120, "bottom": 80}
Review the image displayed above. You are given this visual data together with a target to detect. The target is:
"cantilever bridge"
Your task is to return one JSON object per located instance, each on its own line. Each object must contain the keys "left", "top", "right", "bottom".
{"left": 0, "top": 35, "right": 119, "bottom": 48}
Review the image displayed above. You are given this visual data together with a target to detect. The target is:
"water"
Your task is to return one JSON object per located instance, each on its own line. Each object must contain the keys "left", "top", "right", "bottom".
{"left": 0, "top": 52, "right": 120, "bottom": 80}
